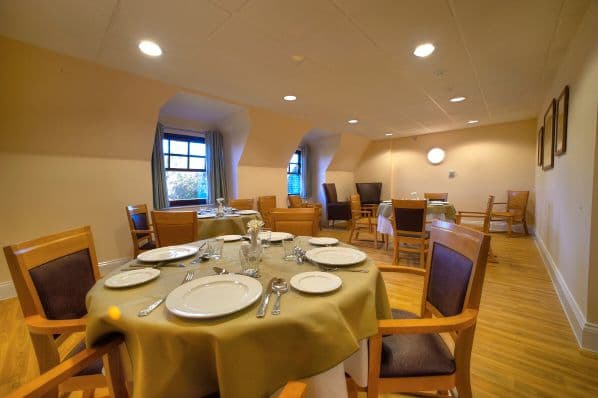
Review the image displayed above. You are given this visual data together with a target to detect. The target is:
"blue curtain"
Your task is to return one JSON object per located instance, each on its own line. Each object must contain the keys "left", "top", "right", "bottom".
{"left": 151, "top": 123, "right": 168, "bottom": 209}
{"left": 300, "top": 143, "right": 311, "bottom": 199}
{"left": 206, "top": 131, "right": 228, "bottom": 203}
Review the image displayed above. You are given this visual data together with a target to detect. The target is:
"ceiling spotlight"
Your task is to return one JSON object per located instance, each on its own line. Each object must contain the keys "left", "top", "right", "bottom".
{"left": 449, "top": 96, "right": 466, "bottom": 103}
{"left": 413, "top": 43, "right": 435, "bottom": 58}
{"left": 138, "top": 40, "right": 162, "bottom": 57}
{"left": 283, "top": 95, "right": 297, "bottom": 101}
{"left": 348, "top": 119, "right": 359, "bottom": 124}
{"left": 467, "top": 120, "right": 479, "bottom": 124}
{"left": 385, "top": 133, "right": 393, "bottom": 136}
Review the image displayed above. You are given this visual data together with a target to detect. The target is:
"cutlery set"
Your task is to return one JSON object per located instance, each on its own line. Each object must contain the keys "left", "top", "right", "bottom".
{"left": 256, "top": 277, "right": 288, "bottom": 317}
{"left": 137, "top": 270, "right": 195, "bottom": 317}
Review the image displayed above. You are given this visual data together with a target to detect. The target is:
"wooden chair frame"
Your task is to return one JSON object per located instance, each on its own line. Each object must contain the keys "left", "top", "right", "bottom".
{"left": 456, "top": 195, "right": 497, "bottom": 262}
{"left": 3, "top": 226, "right": 108, "bottom": 398}
{"left": 230, "top": 198, "right": 255, "bottom": 210}
{"left": 125, "top": 204, "right": 156, "bottom": 257}
{"left": 424, "top": 192, "right": 449, "bottom": 202}
{"left": 270, "top": 208, "right": 319, "bottom": 237}
{"left": 348, "top": 194, "right": 379, "bottom": 248}
{"left": 258, "top": 196, "right": 277, "bottom": 228}
{"left": 391, "top": 199, "right": 429, "bottom": 268}
{"left": 350, "top": 221, "right": 490, "bottom": 398}
{"left": 151, "top": 211, "right": 198, "bottom": 247}
{"left": 491, "top": 190, "right": 530, "bottom": 237}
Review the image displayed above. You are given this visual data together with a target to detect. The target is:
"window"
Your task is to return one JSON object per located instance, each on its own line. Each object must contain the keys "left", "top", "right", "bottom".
{"left": 162, "top": 133, "right": 208, "bottom": 206}
{"left": 287, "top": 150, "right": 301, "bottom": 196}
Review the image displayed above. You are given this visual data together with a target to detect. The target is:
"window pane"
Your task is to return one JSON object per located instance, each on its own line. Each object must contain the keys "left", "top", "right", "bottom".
{"left": 170, "top": 140, "right": 188, "bottom": 155}
{"left": 190, "top": 142, "right": 206, "bottom": 156}
{"left": 162, "top": 139, "right": 169, "bottom": 154}
{"left": 163, "top": 155, "right": 169, "bottom": 168}
{"left": 189, "top": 157, "right": 206, "bottom": 170}
{"left": 287, "top": 173, "right": 301, "bottom": 195}
{"left": 290, "top": 153, "right": 299, "bottom": 164}
{"left": 289, "top": 164, "right": 300, "bottom": 174}
{"left": 170, "top": 155, "right": 188, "bottom": 169}
{"left": 166, "top": 171, "right": 208, "bottom": 201}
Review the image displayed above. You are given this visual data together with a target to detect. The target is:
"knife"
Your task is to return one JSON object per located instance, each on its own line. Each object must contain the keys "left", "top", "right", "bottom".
{"left": 137, "top": 297, "right": 165, "bottom": 317}
{"left": 256, "top": 278, "right": 276, "bottom": 318}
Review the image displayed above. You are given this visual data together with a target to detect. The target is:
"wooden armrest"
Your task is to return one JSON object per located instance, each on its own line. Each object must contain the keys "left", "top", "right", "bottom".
{"left": 26, "top": 315, "right": 87, "bottom": 335}
{"left": 7, "top": 335, "right": 125, "bottom": 398}
{"left": 378, "top": 309, "right": 478, "bottom": 335}
{"left": 131, "top": 229, "right": 153, "bottom": 234}
{"left": 493, "top": 202, "right": 507, "bottom": 205}
{"left": 377, "top": 265, "right": 426, "bottom": 276}
{"left": 279, "top": 381, "right": 307, "bottom": 398}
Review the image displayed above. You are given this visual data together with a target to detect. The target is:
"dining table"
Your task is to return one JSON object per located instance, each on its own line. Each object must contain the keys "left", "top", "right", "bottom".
{"left": 85, "top": 237, "right": 390, "bottom": 398}
{"left": 376, "top": 201, "right": 457, "bottom": 236}
{"left": 196, "top": 211, "right": 262, "bottom": 239}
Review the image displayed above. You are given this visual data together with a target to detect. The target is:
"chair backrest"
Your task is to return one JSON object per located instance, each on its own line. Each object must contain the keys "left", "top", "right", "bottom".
{"left": 151, "top": 211, "right": 198, "bottom": 247}
{"left": 4, "top": 226, "right": 100, "bottom": 321}
{"left": 288, "top": 195, "right": 303, "bottom": 208}
{"left": 322, "top": 183, "right": 338, "bottom": 203}
{"left": 391, "top": 200, "right": 427, "bottom": 236}
{"left": 257, "top": 196, "right": 277, "bottom": 227}
{"left": 350, "top": 194, "right": 362, "bottom": 221}
{"left": 270, "top": 208, "right": 318, "bottom": 236}
{"left": 422, "top": 221, "right": 490, "bottom": 320}
{"left": 355, "top": 182, "right": 382, "bottom": 205}
{"left": 424, "top": 192, "right": 448, "bottom": 202}
{"left": 482, "top": 195, "right": 495, "bottom": 233}
{"left": 506, "top": 190, "right": 529, "bottom": 220}
{"left": 230, "top": 198, "right": 254, "bottom": 210}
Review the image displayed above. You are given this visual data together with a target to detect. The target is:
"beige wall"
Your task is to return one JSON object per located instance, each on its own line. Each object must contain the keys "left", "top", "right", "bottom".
{"left": 237, "top": 166, "right": 288, "bottom": 208}
{"left": 535, "top": 1, "right": 598, "bottom": 330}
{"left": 355, "top": 119, "right": 537, "bottom": 215}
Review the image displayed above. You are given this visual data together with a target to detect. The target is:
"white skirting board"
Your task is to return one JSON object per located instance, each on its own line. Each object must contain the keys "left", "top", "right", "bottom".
{"left": 0, "top": 257, "right": 131, "bottom": 301}
{"left": 534, "top": 235, "right": 598, "bottom": 353}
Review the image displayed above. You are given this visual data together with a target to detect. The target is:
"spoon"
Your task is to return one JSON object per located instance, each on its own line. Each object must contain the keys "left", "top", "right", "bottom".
{"left": 271, "top": 278, "right": 289, "bottom": 315}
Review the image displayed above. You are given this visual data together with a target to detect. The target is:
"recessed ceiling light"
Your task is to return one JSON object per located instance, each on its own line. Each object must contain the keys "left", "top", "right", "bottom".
{"left": 467, "top": 120, "right": 479, "bottom": 124}
{"left": 348, "top": 119, "right": 359, "bottom": 124}
{"left": 449, "top": 96, "right": 466, "bottom": 103}
{"left": 283, "top": 95, "right": 297, "bottom": 101}
{"left": 413, "top": 43, "right": 435, "bottom": 58}
{"left": 138, "top": 40, "right": 162, "bottom": 57}
{"left": 385, "top": 133, "right": 393, "bottom": 136}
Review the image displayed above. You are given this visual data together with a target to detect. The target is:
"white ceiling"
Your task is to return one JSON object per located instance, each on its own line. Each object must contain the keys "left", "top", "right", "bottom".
{"left": 0, "top": 0, "right": 591, "bottom": 138}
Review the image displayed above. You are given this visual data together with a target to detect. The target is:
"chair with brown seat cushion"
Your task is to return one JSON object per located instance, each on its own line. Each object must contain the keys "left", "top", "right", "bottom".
{"left": 348, "top": 194, "right": 379, "bottom": 248}
{"left": 322, "top": 183, "right": 351, "bottom": 227}
{"left": 391, "top": 199, "right": 429, "bottom": 268}
{"left": 126, "top": 204, "right": 157, "bottom": 257}
{"left": 270, "top": 208, "right": 318, "bottom": 237}
{"left": 230, "top": 198, "right": 254, "bottom": 210}
{"left": 151, "top": 210, "right": 198, "bottom": 246}
{"left": 347, "top": 221, "right": 490, "bottom": 398}
{"left": 491, "top": 190, "right": 530, "bottom": 236}
{"left": 257, "top": 196, "right": 277, "bottom": 228}
{"left": 3, "top": 226, "right": 110, "bottom": 398}
{"left": 424, "top": 192, "right": 449, "bottom": 202}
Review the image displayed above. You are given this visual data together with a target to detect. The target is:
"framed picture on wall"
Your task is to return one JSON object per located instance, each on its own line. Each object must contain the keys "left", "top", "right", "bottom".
{"left": 542, "top": 99, "right": 555, "bottom": 171}
{"left": 555, "top": 85, "right": 569, "bottom": 155}
{"left": 537, "top": 126, "right": 544, "bottom": 167}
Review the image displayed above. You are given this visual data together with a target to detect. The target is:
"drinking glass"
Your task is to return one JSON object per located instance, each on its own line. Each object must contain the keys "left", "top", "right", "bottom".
{"left": 282, "top": 238, "right": 297, "bottom": 261}
{"left": 207, "top": 238, "right": 224, "bottom": 260}
{"left": 239, "top": 243, "right": 262, "bottom": 277}
{"left": 259, "top": 229, "right": 272, "bottom": 248}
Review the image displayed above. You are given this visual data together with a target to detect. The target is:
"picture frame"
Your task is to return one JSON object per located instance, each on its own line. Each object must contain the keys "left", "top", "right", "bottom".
{"left": 542, "top": 99, "right": 555, "bottom": 171}
{"left": 555, "top": 85, "right": 569, "bottom": 155}
{"left": 537, "top": 126, "right": 544, "bottom": 167}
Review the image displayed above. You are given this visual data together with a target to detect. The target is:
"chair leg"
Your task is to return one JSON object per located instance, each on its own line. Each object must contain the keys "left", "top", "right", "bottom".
{"left": 507, "top": 217, "right": 513, "bottom": 237}
{"left": 348, "top": 224, "right": 355, "bottom": 244}
{"left": 523, "top": 219, "right": 529, "bottom": 235}
{"left": 419, "top": 244, "right": 425, "bottom": 268}
{"left": 374, "top": 230, "right": 378, "bottom": 249}
{"left": 393, "top": 237, "right": 399, "bottom": 264}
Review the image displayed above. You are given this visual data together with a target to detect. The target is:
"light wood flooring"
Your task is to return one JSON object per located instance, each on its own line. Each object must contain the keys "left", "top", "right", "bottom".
{"left": 1, "top": 229, "right": 598, "bottom": 397}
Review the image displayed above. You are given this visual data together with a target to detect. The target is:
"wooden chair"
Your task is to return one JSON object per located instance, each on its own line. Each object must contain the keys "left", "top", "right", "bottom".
{"left": 348, "top": 221, "right": 490, "bottom": 398}
{"left": 258, "top": 195, "right": 277, "bottom": 228}
{"left": 7, "top": 335, "right": 129, "bottom": 398}
{"left": 348, "top": 194, "right": 379, "bottom": 248}
{"left": 151, "top": 211, "right": 198, "bottom": 246}
{"left": 288, "top": 195, "right": 304, "bottom": 208}
{"left": 456, "top": 195, "right": 498, "bottom": 263}
{"left": 491, "top": 190, "right": 530, "bottom": 236}
{"left": 125, "top": 204, "right": 157, "bottom": 257}
{"left": 424, "top": 192, "right": 449, "bottom": 202}
{"left": 270, "top": 208, "right": 318, "bottom": 237}
{"left": 391, "top": 200, "right": 429, "bottom": 268}
{"left": 3, "top": 226, "right": 109, "bottom": 398}
{"left": 230, "top": 198, "right": 254, "bottom": 210}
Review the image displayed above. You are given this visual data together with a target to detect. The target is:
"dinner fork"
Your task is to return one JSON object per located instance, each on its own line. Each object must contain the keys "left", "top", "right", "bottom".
{"left": 137, "top": 271, "right": 194, "bottom": 317}
{"left": 320, "top": 266, "right": 369, "bottom": 273}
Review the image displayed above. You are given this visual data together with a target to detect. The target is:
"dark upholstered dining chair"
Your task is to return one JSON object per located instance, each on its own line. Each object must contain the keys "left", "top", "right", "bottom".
{"left": 391, "top": 199, "right": 429, "bottom": 268}
{"left": 348, "top": 220, "right": 490, "bottom": 398}
{"left": 322, "top": 183, "right": 351, "bottom": 227}
{"left": 3, "top": 226, "right": 110, "bottom": 398}
{"left": 126, "top": 204, "right": 157, "bottom": 257}
{"left": 356, "top": 182, "right": 382, "bottom": 205}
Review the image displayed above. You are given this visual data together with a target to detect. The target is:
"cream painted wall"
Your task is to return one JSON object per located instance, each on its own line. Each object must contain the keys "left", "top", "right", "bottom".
{"left": 217, "top": 110, "right": 251, "bottom": 200}
{"left": 325, "top": 171, "right": 355, "bottom": 202}
{"left": 355, "top": 120, "right": 537, "bottom": 215}
{"left": 237, "top": 166, "right": 289, "bottom": 208}
{"left": 535, "top": 1, "right": 598, "bottom": 327}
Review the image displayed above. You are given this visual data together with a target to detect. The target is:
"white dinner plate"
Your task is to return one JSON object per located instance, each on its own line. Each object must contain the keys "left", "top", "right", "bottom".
{"left": 308, "top": 237, "right": 339, "bottom": 246}
{"left": 217, "top": 234, "right": 242, "bottom": 242}
{"left": 290, "top": 271, "right": 342, "bottom": 294}
{"left": 265, "top": 231, "right": 294, "bottom": 242}
{"left": 165, "top": 274, "right": 263, "bottom": 319}
{"left": 104, "top": 268, "right": 160, "bottom": 288}
{"left": 137, "top": 245, "right": 199, "bottom": 262}
{"left": 305, "top": 247, "right": 367, "bottom": 267}
{"left": 198, "top": 213, "right": 215, "bottom": 219}
{"left": 237, "top": 210, "right": 258, "bottom": 215}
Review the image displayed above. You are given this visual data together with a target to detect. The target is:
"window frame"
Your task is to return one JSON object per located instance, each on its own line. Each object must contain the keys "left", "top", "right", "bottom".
{"left": 287, "top": 149, "right": 302, "bottom": 196}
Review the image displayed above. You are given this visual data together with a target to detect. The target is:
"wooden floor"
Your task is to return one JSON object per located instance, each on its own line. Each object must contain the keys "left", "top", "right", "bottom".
{"left": 1, "top": 228, "right": 598, "bottom": 397}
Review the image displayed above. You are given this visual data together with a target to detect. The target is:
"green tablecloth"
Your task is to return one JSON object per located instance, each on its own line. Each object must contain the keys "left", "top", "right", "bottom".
{"left": 197, "top": 213, "right": 261, "bottom": 239}
{"left": 86, "top": 238, "right": 390, "bottom": 398}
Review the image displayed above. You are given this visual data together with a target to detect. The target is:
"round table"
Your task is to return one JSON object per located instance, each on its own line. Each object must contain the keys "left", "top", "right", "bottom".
{"left": 196, "top": 212, "right": 262, "bottom": 239}
{"left": 86, "top": 238, "right": 390, "bottom": 398}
